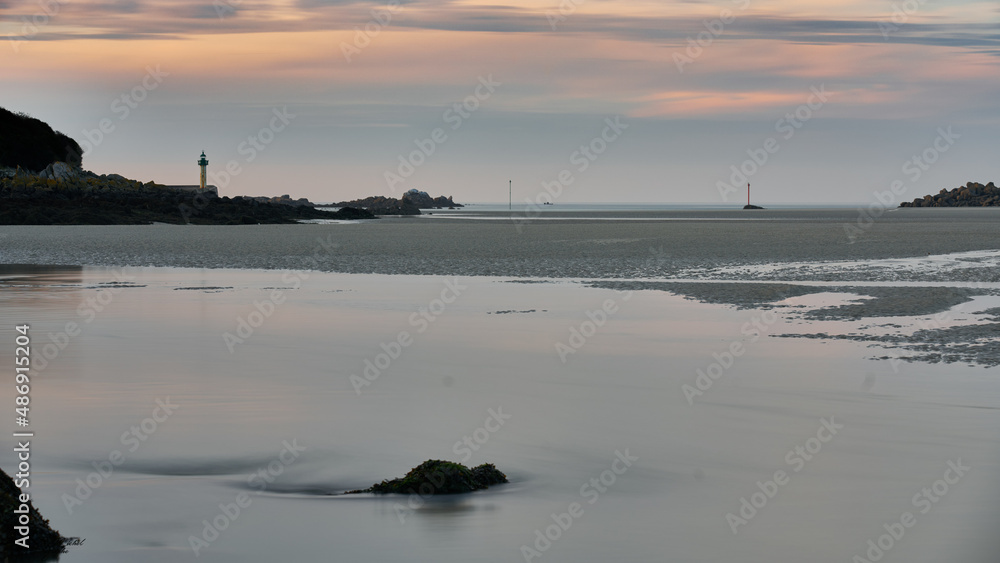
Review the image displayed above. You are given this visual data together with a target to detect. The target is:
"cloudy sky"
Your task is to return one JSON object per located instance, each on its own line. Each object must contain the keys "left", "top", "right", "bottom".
{"left": 3, "top": 0, "right": 998, "bottom": 204}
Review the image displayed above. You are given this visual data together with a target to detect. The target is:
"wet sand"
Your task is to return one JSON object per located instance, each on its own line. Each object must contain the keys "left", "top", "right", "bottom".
{"left": 1, "top": 208, "right": 999, "bottom": 281}
{"left": 2, "top": 209, "right": 1000, "bottom": 562}
{"left": 1, "top": 266, "right": 1000, "bottom": 563}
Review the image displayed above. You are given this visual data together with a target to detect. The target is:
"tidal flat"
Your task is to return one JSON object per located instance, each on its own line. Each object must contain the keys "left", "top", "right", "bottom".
{"left": 1, "top": 208, "right": 999, "bottom": 562}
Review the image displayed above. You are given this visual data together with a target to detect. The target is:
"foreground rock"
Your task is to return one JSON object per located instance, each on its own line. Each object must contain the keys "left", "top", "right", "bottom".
{"left": 900, "top": 181, "right": 999, "bottom": 207}
{"left": 348, "top": 460, "right": 507, "bottom": 495}
{"left": 1, "top": 466, "right": 68, "bottom": 557}
{"left": 0, "top": 168, "right": 375, "bottom": 225}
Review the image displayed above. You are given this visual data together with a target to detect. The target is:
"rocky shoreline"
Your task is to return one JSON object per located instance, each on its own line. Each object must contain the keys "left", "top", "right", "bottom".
{"left": 336, "top": 188, "right": 463, "bottom": 215}
{"left": 0, "top": 165, "right": 375, "bottom": 225}
{"left": 900, "top": 181, "right": 999, "bottom": 207}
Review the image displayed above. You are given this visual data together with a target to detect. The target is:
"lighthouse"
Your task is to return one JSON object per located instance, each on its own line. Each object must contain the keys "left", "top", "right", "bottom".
{"left": 197, "top": 151, "right": 209, "bottom": 190}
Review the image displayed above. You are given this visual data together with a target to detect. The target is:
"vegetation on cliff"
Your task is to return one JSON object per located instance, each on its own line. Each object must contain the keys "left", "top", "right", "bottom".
{"left": 0, "top": 107, "right": 377, "bottom": 225}
{"left": 1, "top": 466, "right": 68, "bottom": 557}
{"left": 0, "top": 107, "right": 82, "bottom": 172}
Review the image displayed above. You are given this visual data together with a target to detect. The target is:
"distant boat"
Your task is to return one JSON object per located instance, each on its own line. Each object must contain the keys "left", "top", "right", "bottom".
{"left": 543, "top": 202, "right": 553, "bottom": 205}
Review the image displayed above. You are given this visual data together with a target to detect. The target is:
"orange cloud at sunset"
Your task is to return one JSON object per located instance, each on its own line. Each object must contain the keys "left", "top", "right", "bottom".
{"left": 2, "top": 0, "right": 997, "bottom": 202}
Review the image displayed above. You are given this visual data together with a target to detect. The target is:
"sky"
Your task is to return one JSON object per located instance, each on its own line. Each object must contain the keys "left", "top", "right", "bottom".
{"left": 2, "top": 0, "right": 999, "bottom": 204}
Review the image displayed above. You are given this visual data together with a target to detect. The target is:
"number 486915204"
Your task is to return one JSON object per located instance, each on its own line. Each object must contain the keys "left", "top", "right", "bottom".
{"left": 15, "top": 325, "right": 30, "bottom": 424}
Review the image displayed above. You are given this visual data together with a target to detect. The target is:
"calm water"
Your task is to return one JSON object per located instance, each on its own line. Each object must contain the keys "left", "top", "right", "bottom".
{"left": 2, "top": 264, "right": 1000, "bottom": 562}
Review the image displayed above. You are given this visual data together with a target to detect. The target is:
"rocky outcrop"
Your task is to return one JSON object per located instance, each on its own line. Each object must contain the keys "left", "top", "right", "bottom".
{"left": 335, "top": 195, "right": 421, "bottom": 215}
{"left": 900, "top": 182, "right": 999, "bottom": 207}
{"left": 743, "top": 204, "right": 764, "bottom": 210}
{"left": 347, "top": 460, "right": 508, "bottom": 495}
{"left": 0, "top": 106, "right": 83, "bottom": 172}
{"left": 37, "top": 162, "right": 81, "bottom": 182}
{"left": 0, "top": 172, "right": 376, "bottom": 225}
{"left": 250, "top": 194, "right": 315, "bottom": 207}
{"left": 401, "top": 189, "right": 463, "bottom": 209}
{"left": 336, "top": 191, "right": 463, "bottom": 215}
{"left": 1, "top": 466, "right": 68, "bottom": 557}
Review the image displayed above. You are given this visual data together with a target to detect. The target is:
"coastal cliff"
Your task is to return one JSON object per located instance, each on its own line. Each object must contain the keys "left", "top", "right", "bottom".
{"left": 0, "top": 108, "right": 374, "bottom": 225}
{"left": 0, "top": 106, "right": 82, "bottom": 172}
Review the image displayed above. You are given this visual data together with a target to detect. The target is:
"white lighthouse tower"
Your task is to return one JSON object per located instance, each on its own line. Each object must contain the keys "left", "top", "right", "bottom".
{"left": 198, "top": 151, "right": 209, "bottom": 190}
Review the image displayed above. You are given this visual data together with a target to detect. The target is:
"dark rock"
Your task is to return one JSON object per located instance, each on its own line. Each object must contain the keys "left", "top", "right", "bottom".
{"left": 1, "top": 466, "right": 69, "bottom": 557}
{"left": 469, "top": 463, "right": 507, "bottom": 487}
{"left": 248, "top": 194, "right": 316, "bottom": 207}
{"left": 0, "top": 174, "right": 377, "bottom": 225}
{"left": 334, "top": 195, "right": 421, "bottom": 215}
{"left": 0, "top": 106, "right": 83, "bottom": 172}
{"left": 350, "top": 460, "right": 508, "bottom": 495}
{"left": 743, "top": 204, "right": 765, "bottom": 210}
{"left": 401, "top": 189, "right": 463, "bottom": 209}
{"left": 333, "top": 206, "right": 374, "bottom": 220}
{"left": 336, "top": 191, "right": 463, "bottom": 215}
{"left": 901, "top": 182, "right": 999, "bottom": 207}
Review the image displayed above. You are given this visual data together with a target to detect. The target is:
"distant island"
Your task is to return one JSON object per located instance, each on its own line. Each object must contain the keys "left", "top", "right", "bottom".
{"left": 336, "top": 188, "right": 463, "bottom": 215}
{"left": 0, "top": 107, "right": 374, "bottom": 225}
{"left": 900, "top": 182, "right": 999, "bottom": 207}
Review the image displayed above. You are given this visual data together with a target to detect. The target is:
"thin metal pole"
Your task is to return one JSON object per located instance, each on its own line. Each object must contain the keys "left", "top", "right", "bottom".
{"left": 509, "top": 180, "right": 512, "bottom": 211}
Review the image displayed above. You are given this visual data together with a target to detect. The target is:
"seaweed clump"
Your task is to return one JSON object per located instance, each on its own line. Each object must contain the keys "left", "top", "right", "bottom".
{"left": 355, "top": 460, "right": 508, "bottom": 495}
